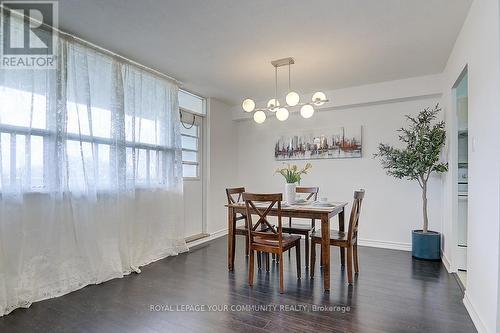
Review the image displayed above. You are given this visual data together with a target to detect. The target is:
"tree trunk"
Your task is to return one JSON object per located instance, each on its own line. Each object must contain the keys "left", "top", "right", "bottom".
{"left": 422, "top": 182, "right": 428, "bottom": 233}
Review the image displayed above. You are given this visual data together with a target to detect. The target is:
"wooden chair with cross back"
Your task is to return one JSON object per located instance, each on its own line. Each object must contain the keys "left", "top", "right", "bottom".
{"left": 226, "top": 187, "right": 267, "bottom": 269}
{"left": 310, "top": 189, "right": 365, "bottom": 284}
{"left": 226, "top": 187, "right": 250, "bottom": 255}
{"left": 243, "top": 192, "right": 301, "bottom": 294}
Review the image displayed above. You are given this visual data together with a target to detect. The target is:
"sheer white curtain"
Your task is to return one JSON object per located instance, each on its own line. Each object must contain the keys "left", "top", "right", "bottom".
{"left": 0, "top": 21, "right": 186, "bottom": 316}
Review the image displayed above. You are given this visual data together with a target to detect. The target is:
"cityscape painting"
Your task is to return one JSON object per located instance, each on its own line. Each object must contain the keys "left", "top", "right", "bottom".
{"left": 274, "top": 126, "right": 362, "bottom": 160}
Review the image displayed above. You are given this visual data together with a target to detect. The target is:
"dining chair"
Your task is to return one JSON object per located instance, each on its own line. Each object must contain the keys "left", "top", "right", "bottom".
{"left": 310, "top": 189, "right": 365, "bottom": 284}
{"left": 226, "top": 187, "right": 250, "bottom": 255}
{"left": 227, "top": 187, "right": 269, "bottom": 270}
{"left": 281, "top": 186, "right": 319, "bottom": 268}
{"left": 243, "top": 192, "right": 301, "bottom": 294}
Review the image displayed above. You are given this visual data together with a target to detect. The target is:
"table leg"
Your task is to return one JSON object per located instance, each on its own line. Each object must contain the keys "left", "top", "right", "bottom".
{"left": 339, "top": 208, "right": 345, "bottom": 266}
{"left": 321, "top": 214, "right": 330, "bottom": 292}
{"left": 228, "top": 207, "right": 235, "bottom": 271}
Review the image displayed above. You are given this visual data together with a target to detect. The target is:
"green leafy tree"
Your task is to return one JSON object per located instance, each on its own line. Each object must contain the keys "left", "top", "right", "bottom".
{"left": 374, "top": 104, "right": 448, "bottom": 233}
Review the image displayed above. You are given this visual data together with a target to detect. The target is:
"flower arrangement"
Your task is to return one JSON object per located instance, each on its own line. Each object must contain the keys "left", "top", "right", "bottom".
{"left": 275, "top": 163, "right": 312, "bottom": 184}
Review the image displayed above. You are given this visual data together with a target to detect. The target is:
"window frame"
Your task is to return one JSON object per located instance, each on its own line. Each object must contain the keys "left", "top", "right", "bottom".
{"left": 1, "top": 90, "right": 204, "bottom": 192}
{"left": 179, "top": 89, "right": 205, "bottom": 116}
{"left": 0, "top": 121, "right": 178, "bottom": 192}
{"left": 180, "top": 108, "right": 203, "bottom": 180}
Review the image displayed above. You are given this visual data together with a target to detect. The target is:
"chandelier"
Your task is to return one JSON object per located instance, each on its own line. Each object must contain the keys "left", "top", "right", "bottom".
{"left": 241, "top": 57, "right": 328, "bottom": 123}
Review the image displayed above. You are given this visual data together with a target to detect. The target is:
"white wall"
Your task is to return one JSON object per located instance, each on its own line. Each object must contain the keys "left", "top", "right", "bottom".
{"left": 234, "top": 79, "right": 443, "bottom": 249}
{"left": 201, "top": 2, "right": 500, "bottom": 331}
{"left": 440, "top": 0, "right": 500, "bottom": 332}
{"left": 205, "top": 98, "right": 239, "bottom": 235}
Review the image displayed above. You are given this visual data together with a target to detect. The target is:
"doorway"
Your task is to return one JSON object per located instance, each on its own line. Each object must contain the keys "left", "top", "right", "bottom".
{"left": 453, "top": 68, "right": 468, "bottom": 286}
{"left": 179, "top": 90, "right": 208, "bottom": 242}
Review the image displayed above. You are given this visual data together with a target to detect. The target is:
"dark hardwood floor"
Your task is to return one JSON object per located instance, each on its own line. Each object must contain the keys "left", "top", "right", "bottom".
{"left": 0, "top": 236, "right": 476, "bottom": 333}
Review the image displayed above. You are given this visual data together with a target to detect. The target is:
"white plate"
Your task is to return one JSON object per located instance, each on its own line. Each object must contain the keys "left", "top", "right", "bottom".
{"left": 292, "top": 199, "right": 307, "bottom": 204}
{"left": 313, "top": 202, "right": 335, "bottom": 207}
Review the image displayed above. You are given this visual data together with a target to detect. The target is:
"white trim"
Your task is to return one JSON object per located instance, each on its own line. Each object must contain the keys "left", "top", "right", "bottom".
{"left": 187, "top": 227, "right": 413, "bottom": 252}
{"left": 203, "top": 99, "right": 212, "bottom": 236}
{"left": 357, "top": 238, "right": 411, "bottom": 251}
{"left": 221, "top": 220, "right": 414, "bottom": 252}
{"left": 200, "top": 107, "right": 208, "bottom": 235}
{"left": 188, "top": 225, "right": 429, "bottom": 253}
{"left": 224, "top": 219, "right": 414, "bottom": 252}
{"left": 463, "top": 292, "right": 488, "bottom": 333}
{"left": 441, "top": 252, "right": 453, "bottom": 273}
{"left": 187, "top": 228, "right": 227, "bottom": 249}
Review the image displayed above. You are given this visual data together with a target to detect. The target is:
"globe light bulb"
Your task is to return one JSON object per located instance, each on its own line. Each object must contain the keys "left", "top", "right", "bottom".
{"left": 253, "top": 110, "right": 266, "bottom": 124}
{"left": 285, "top": 91, "right": 300, "bottom": 106}
{"left": 276, "top": 107, "right": 289, "bottom": 121}
{"left": 312, "top": 91, "right": 327, "bottom": 106}
{"left": 300, "top": 104, "right": 315, "bottom": 119}
{"left": 267, "top": 98, "right": 280, "bottom": 111}
{"left": 242, "top": 98, "right": 255, "bottom": 112}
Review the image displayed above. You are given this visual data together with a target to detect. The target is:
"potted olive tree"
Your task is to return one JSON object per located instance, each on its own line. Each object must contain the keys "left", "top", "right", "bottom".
{"left": 375, "top": 105, "right": 447, "bottom": 260}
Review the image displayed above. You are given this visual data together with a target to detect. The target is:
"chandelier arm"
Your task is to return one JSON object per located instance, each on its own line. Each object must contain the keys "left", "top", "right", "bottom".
{"left": 254, "top": 99, "right": 329, "bottom": 113}
{"left": 256, "top": 99, "right": 329, "bottom": 113}
{"left": 288, "top": 62, "right": 291, "bottom": 91}
{"left": 275, "top": 66, "right": 278, "bottom": 108}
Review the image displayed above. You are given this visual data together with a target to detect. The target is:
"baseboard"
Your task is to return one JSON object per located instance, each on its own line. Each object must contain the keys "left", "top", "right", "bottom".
{"left": 283, "top": 223, "right": 411, "bottom": 252}
{"left": 463, "top": 292, "right": 488, "bottom": 333}
{"left": 441, "top": 252, "right": 453, "bottom": 273}
{"left": 187, "top": 228, "right": 227, "bottom": 248}
{"left": 357, "top": 238, "right": 411, "bottom": 251}
{"left": 187, "top": 229, "right": 412, "bottom": 252}
{"left": 453, "top": 273, "right": 466, "bottom": 293}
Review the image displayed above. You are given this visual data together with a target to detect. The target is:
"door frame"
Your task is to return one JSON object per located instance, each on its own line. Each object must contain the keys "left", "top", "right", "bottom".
{"left": 181, "top": 106, "right": 208, "bottom": 241}
{"left": 450, "top": 65, "right": 468, "bottom": 276}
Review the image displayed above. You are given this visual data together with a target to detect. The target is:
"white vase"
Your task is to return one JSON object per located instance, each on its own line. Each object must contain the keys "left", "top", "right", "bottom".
{"left": 284, "top": 183, "right": 296, "bottom": 204}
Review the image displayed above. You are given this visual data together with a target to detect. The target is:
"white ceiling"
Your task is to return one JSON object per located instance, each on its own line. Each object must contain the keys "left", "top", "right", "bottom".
{"left": 57, "top": 0, "right": 472, "bottom": 105}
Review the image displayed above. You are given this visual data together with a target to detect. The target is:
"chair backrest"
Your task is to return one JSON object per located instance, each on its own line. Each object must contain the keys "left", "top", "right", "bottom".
{"left": 296, "top": 186, "right": 319, "bottom": 201}
{"left": 347, "top": 189, "right": 365, "bottom": 242}
{"left": 242, "top": 193, "right": 283, "bottom": 248}
{"left": 226, "top": 187, "right": 245, "bottom": 204}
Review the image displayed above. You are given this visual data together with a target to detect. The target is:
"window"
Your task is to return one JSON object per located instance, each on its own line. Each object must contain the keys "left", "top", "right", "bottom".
{"left": 179, "top": 89, "right": 205, "bottom": 179}
{"left": 0, "top": 84, "right": 50, "bottom": 191}
{"left": 180, "top": 109, "right": 202, "bottom": 179}
{"left": 179, "top": 90, "right": 205, "bottom": 115}
{"left": 0, "top": 41, "right": 180, "bottom": 194}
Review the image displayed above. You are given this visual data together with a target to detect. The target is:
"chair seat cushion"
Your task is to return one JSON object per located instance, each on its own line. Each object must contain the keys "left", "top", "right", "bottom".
{"left": 253, "top": 234, "right": 301, "bottom": 248}
{"left": 311, "top": 230, "right": 348, "bottom": 242}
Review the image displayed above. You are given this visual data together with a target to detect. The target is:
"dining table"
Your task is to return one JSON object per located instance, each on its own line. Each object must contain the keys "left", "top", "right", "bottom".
{"left": 225, "top": 200, "right": 348, "bottom": 292}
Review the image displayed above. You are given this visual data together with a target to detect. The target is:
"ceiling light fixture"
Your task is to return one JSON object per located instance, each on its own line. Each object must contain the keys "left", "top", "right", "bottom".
{"left": 242, "top": 57, "right": 329, "bottom": 123}
{"left": 253, "top": 110, "right": 266, "bottom": 123}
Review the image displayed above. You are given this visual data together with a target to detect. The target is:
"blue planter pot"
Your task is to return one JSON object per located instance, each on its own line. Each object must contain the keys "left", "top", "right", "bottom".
{"left": 412, "top": 230, "right": 441, "bottom": 260}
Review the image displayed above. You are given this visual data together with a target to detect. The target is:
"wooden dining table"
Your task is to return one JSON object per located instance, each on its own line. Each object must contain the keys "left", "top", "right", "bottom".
{"left": 226, "top": 201, "right": 348, "bottom": 292}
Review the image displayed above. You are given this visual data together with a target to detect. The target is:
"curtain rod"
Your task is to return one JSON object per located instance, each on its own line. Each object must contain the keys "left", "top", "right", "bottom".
{"left": 1, "top": 5, "right": 182, "bottom": 86}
